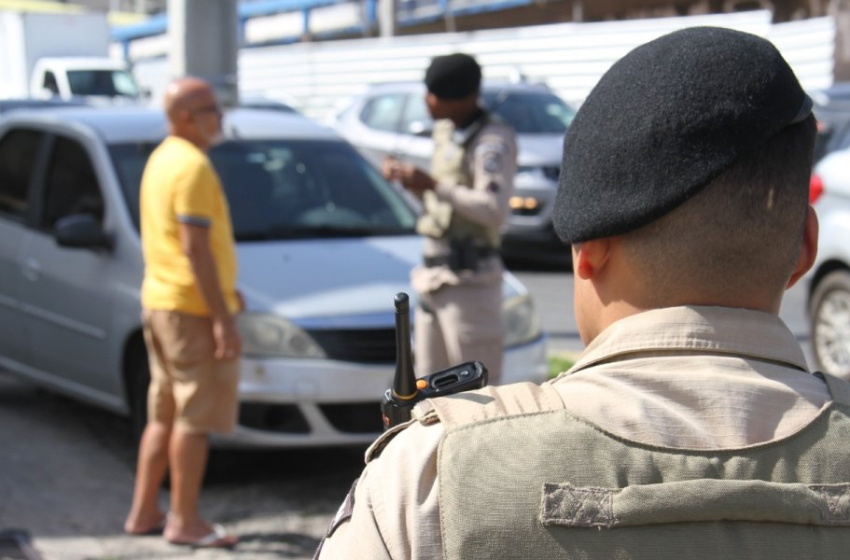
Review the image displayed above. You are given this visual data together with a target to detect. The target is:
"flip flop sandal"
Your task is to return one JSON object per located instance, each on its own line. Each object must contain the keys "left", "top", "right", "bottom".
{"left": 168, "top": 524, "right": 237, "bottom": 549}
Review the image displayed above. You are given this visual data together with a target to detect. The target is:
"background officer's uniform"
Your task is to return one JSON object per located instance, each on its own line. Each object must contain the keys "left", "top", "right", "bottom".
{"left": 412, "top": 111, "right": 516, "bottom": 384}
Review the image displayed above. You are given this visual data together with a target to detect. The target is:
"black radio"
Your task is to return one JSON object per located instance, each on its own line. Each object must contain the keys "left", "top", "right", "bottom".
{"left": 380, "top": 292, "right": 488, "bottom": 430}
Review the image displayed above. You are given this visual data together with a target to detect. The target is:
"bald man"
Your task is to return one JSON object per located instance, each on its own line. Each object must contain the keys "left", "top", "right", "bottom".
{"left": 124, "top": 77, "right": 240, "bottom": 548}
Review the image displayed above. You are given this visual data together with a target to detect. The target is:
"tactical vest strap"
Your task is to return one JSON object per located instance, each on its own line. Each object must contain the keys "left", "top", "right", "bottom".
{"left": 820, "top": 371, "right": 850, "bottom": 407}
{"left": 421, "top": 381, "right": 566, "bottom": 431}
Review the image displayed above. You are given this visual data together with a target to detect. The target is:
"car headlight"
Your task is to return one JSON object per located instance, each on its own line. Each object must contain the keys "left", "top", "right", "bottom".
{"left": 237, "top": 313, "right": 327, "bottom": 358}
{"left": 502, "top": 292, "right": 542, "bottom": 347}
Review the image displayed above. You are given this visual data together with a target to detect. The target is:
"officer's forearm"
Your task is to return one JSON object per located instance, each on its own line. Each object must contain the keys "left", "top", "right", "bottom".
{"left": 434, "top": 182, "right": 506, "bottom": 228}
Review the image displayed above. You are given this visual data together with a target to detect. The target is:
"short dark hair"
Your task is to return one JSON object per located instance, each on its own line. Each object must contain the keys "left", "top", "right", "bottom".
{"left": 424, "top": 53, "right": 481, "bottom": 100}
{"left": 621, "top": 114, "right": 817, "bottom": 298}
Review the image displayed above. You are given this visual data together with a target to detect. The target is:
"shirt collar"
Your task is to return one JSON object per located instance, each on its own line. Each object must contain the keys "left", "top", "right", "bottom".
{"left": 450, "top": 109, "right": 489, "bottom": 146}
{"left": 569, "top": 306, "right": 809, "bottom": 375}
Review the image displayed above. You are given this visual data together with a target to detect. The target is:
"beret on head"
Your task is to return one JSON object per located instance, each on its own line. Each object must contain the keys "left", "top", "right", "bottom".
{"left": 553, "top": 26, "right": 813, "bottom": 244}
{"left": 425, "top": 53, "right": 482, "bottom": 100}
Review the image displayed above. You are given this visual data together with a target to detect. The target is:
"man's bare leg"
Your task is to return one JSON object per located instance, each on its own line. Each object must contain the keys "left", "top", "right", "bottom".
{"left": 163, "top": 429, "right": 237, "bottom": 546}
{"left": 124, "top": 422, "right": 171, "bottom": 534}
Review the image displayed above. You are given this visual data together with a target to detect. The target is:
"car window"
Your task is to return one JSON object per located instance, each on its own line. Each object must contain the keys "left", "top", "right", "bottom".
{"left": 109, "top": 139, "right": 418, "bottom": 240}
{"left": 43, "top": 136, "right": 104, "bottom": 229}
{"left": 482, "top": 91, "right": 576, "bottom": 134}
{"left": 400, "top": 94, "right": 433, "bottom": 135}
{"left": 68, "top": 70, "right": 139, "bottom": 98}
{"left": 359, "top": 94, "right": 406, "bottom": 132}
{"left": 0, "top": 129, "right": 43, "bottom": 220}
{"left": 43, "top": 71, "right": 59, "bottom": 95}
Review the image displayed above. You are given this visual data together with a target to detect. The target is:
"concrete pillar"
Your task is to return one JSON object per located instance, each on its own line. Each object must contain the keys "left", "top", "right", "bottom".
{"left": 379, "top": 0, "right": 396, "bottom": 36}
{"left": 169, "top": 0, "right": 239, "bottom": 107}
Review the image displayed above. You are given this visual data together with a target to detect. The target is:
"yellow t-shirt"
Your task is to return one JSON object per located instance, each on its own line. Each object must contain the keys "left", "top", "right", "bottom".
{"left": 140, "top": 136, "right": 238, "bottom": 316}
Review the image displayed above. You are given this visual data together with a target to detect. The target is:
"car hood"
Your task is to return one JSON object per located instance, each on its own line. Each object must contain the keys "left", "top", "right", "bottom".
{"left": 236, "top": 236, "right": 422, "bottom": 325}
{"left": 516, "top": 134, "right": 564, "bottom": 166}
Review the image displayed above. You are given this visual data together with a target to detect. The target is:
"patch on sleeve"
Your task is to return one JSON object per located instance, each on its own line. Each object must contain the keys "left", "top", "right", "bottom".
{"left": 477, "top": 141, "right": 508, "bottom": 174}
{"left": 326, "top": 478, "right": 358, "bottom": 538}
{"left": 487, "top": 181, "right": 500, "bottom": 193}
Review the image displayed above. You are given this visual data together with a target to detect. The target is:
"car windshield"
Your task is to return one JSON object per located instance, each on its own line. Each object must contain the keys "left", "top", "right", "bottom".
{"left": 109, "top": 139, "right": 418, "bottom": 241}
{"left": 481, "top": 91, "right": 576, "bottom": 134}
{"left": 67, "top": 70, "right": 140, "bottom": 98}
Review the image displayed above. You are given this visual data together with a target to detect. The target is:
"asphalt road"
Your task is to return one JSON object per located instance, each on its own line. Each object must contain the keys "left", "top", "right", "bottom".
{"left": 0, "top": 262, "right": 815, "bottom": 559}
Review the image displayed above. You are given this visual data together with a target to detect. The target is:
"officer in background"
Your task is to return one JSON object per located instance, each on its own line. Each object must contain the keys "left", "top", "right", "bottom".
{"left": 315, "top": 26, "right": 850, "bottom": 559}
{"left": 382, "top": 53, "right": 517, "bottom": 385}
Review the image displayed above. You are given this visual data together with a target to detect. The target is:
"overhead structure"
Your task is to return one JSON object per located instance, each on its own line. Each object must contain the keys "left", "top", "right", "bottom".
{"left": 168, "top": 0, "right": 239, "bottom": 106}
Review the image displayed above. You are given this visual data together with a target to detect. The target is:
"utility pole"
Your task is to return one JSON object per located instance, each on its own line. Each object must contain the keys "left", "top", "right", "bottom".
{"left": 169, "top": 0, "right": 239, "bottom": 106}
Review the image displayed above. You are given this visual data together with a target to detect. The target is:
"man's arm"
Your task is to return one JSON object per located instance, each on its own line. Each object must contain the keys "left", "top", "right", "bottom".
{"left": 180, "top": 222, "right": 241, "bottom": 360}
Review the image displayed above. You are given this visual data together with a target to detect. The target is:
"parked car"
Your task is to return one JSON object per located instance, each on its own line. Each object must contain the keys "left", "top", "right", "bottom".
{"left": 329, "top": 80, "right": 576, "bottom": 259}
{"left": 807, "top": 83, "right": 850, "bottom": 163}
{"left": 0, "top": 106, "right": 548, "bottom": 447}
{"left": 238, "top": 94, "right": 300, "bottom": 114}
{"left": 0, "top": 98, "right": 89, "bottom": 117}
{"left": 806, "top": 147, "right": 850, "bottom": 380}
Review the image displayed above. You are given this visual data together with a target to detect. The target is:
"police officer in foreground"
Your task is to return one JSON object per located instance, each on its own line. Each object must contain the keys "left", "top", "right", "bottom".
{"left": 382, "top": 53, "right": 517, "bottom": 385}
{"left": 315, "top": 27, "right": 850, "bottom": 559}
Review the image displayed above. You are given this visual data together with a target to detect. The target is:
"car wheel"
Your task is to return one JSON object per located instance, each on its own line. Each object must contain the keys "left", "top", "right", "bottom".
{"left": 810, "top": 269, "right": 850, "bottom": 380}
{"left": 129, "top": 352, "right": 151, "bottom": 442}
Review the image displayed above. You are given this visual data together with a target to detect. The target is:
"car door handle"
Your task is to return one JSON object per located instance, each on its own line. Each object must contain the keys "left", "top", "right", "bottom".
{"left": 22, "top": 258, "right": 42, "bottom": 282}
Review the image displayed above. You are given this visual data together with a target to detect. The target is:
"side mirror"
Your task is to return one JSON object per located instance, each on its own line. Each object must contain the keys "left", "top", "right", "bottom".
{"left": 407, "top": 121, "right": 433, "bottom": 137}
{"left": 55, "top": 213, "right": 112, "bottom": 251}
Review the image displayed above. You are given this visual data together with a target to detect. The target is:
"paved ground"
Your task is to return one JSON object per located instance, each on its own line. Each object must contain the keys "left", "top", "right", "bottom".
{"left": 0, "top": 372, "right": 364, "bottom": 559}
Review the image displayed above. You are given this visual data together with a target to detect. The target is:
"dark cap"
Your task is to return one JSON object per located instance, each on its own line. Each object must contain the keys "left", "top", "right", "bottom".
{"left": 424, "top": 53, "right": 482, "bottom": 100}
{"left": 553, "top": 26, "right": 813, "bottom": 244}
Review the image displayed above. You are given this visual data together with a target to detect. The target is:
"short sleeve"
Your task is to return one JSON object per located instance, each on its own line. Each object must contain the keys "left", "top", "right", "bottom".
{"left": 173, "top": 159, "right": 216, "bottom": 227}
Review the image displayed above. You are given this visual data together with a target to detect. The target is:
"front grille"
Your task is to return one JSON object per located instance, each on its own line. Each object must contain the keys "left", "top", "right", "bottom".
{"left": 239, "top": 403, "right": 310, "bottom": 433}
{"left": 319, "top": 402, "right": 383, "bottom": 434}
{"left": 541, "top": 166, "right": 560, "bottom": 181}
{"left": 306, "top": 328, "right": 396, "bottom": 363}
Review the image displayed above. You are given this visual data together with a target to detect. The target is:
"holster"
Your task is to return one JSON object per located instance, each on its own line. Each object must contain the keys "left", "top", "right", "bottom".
{"left": 424, "top": 238, "right": 496, "bottom": 272}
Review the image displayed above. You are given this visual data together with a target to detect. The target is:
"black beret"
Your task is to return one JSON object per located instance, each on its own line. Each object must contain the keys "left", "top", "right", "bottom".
{"left": 553, "top": 26, "right": 813, "bottom": 244}
{"left": 424, "top": 53, "right": 482, "bottom": 100}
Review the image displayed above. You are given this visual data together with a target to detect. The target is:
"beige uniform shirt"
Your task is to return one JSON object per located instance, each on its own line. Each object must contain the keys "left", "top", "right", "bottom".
{"left": 411, "top": 115, "right": 517, "bottom": 295}
{"left": 316, "top": 306, "right": 830, "bottom": 559}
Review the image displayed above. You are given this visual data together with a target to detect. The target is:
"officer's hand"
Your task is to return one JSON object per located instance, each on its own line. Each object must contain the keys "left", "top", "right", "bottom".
{"left": 382, "top": 156, "right": 401, "bottom": 181}
{"left": 403, "top": 167, "right": 437, "bottom": 193}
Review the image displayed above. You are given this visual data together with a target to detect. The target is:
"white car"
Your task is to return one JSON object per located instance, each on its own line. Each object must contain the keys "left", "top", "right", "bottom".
{"left": 0, "top": 107, "right": 548, "bottom": 448}
{"left": 807, "top": 148, "right": 850, "bottom": 380}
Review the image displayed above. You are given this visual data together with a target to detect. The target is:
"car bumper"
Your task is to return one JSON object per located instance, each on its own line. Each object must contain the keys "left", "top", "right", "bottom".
{"left": 212, "top": 334, "right": 548, "bottom": 448}
{"left": 503, "top": 174, "right": 560, "bottom": 246}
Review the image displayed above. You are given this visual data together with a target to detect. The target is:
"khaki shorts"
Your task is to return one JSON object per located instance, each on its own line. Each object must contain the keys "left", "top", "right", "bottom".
{"left": 142, "top": 309, "right": 239, "bottom": 434}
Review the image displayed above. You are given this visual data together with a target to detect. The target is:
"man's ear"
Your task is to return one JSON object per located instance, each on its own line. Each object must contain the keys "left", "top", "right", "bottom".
{"left": 574, "top": 238, "right": 611, "bottom": 280}
{"left": 787, "top": 205, "right": 818, "bottom": 289}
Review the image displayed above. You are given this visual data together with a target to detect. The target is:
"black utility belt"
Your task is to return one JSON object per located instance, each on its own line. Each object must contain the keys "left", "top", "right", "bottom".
{"left": 424, "top": 244, "right": 498, "bottom": 271}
